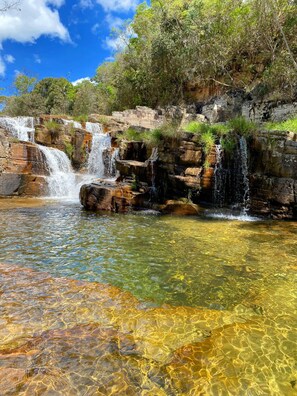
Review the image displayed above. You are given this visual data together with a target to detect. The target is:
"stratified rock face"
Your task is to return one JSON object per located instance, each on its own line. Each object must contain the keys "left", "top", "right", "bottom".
{"left": 249, "top": 131, "right": 297, "bottom": 219}
{"left": 80, "top": 182, "right": 148, "bottom": 213}
{"left": 0, "top": 136, "right": 48, "bottom": 196}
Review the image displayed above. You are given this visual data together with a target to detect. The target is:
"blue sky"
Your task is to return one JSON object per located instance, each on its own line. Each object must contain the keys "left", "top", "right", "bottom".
{"left": 0, "top": 0, "right": 142, "bottom": 95}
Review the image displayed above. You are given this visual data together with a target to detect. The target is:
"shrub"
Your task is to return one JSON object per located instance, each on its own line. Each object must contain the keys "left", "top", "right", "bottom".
{"left": 227, "top": 117, "right": 257, "bottom": 136}
{"left": 210, "top": 123, "right": 230, "bottom": 136}
{"left": 184, "top": 121, "right": 208, "bottom": 134}
{"left": 201, "top": 130, "right": 215, "bottom": 154}
{"left": 221, "top": 135, "right": 237, "bottom": 153}
{"left": 73, "top": 114, "right": 88, "bottom": 123}
{"left": 44, "top": 120, "right": 61, "bottom": 141}
{"left": 118, "top": 128, "right": 142, "bottom": 141}
{"left": 264, "top": 118, "right": 297, "bottom": 133}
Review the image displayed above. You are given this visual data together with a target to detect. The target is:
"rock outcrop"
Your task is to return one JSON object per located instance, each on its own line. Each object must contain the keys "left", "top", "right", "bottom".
{"left": 0, "top": 130, "right": 48, "bottom": 196}
{"left": 250, "top": 131, "right": 297, "bottom": 219}
{"left": 79, "top": 181, "right": 148, "bottom": 213}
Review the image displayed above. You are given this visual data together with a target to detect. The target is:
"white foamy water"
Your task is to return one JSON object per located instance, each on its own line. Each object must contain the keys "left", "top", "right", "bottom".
{"left": 62, "top": 119, "right": 83, "bottom": 129}
{"left": 205, "top": 210, "right": 259, "bottom": 222}
{"left": 86, "top": 122, "right": 112, "bottom": 177}
{"left": 0, "top": 116, "right": 35, "bottom": 142}
{"left": 38, "top": 145, "right": 77, "bottom": 199}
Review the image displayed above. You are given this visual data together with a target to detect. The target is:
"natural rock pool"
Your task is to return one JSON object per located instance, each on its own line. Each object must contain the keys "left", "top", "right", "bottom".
{"left": 0, "top": 199, "right": 296, "bottom": 395}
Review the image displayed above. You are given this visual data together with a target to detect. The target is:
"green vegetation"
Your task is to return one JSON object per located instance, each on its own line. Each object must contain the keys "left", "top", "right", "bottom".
{"left": 221, "top": 135, "right": 237, "bottom": 153}
{"left": 64, "top": 142, "right": 74, "bottom": 158}
{"left": 93, "top": 0, "right": 297, "bottom": 110}
{"left": 118, "top": 128, "right": 142, "bottom": 141}
{"left": 119, "top": 124, "right": 181, "bottom": 146}
{"left": 201, "top": 130, "right": 215, "bottom": 155}
{"left": 73, "top": 114, "right": 88, "bottom": 124}
{"left": 264, "top": 118, "right": 297, "bottom": 133}
{"left": 184, "top": 122, "right": 229, "bottom": 136}
{"left": 44, "top": 120, "right": 61, "bottom": 141}
{"left": 227, "top": 117, "right": 257, "bottom": 137}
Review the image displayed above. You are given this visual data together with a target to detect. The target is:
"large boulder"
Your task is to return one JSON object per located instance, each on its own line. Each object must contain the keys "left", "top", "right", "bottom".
{"left": 80, "top": 181, "right": 148, "bottom": 213}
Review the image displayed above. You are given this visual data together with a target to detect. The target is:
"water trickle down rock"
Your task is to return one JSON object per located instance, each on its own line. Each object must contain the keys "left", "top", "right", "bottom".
{"left": 213, "top": 142, "right": 226, "bottom": 207}
{"left": 148, "top": 147, "right": 159, "bottom": 199}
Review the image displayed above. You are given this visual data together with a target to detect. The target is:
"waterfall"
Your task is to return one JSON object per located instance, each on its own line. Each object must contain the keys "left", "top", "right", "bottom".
{"left": 212, "top": 136, "right": 250, "bottom": 214}
{"left": 85, "top": 122, "right": 114, "bottom": 178}
{"left": 38, "top": 145, "right": 77, "bottom": 198}
{"left": 62, "top": 119, "right": 83, "bottom": 129}
{"left": 239, "top": 136, "right": 250, "bottom": 212}
{"left": 0, "top": 116, "right": 35, "bottom": 142}
{"left": 148, "top": 147, "right": 159, "bottom": 198}
{"left": 213, "top": 143, "right": 225, "bottom": 207}
{"left": 109, "top": 148, "right": 119, "bottom": 177}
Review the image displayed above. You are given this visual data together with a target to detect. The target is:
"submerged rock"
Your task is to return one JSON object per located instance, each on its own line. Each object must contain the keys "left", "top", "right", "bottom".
{"left": 160, "top": 200, "right": 203, "bottom": 216}
{"left": 0, "top": 263, "right": 296, "bottom": 395}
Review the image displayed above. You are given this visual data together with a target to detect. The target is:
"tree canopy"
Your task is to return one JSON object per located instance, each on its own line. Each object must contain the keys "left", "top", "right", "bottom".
{"left": 94, "top": 0, "right": 297, "bottom": 109}
{"left": 1, "top": 0, "right": 297, "bottom": 116}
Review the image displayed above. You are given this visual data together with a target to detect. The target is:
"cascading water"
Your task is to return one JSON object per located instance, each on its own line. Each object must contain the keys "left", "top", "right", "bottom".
{"left": 1, "top": 116, "right": 78, "bottom": 199}
{"left": 211, "top": 135, "right": 252, "bottom": 218}
{"left": 239, "top": 136, "right": 250, "bottom": 213}
{"left": 0, "top": 116, "right": 35, "bottom": 142}
{"left": 38, "top": 145, "right": 77, "bottom": 198}
{"left": 85, "top": 122, "right": 114, "bottom": 178}
{"left": 62, "top": 119, "right": 82, "bottom": 129}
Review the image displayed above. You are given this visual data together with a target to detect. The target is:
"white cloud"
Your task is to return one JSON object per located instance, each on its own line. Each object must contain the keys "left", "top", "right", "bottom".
{"left": 105, "top": 14, "right": 125, "bottom": 30}
{"left": 91, "top": 23, "right": 100, "bottom": 34}
{"left": 79, "top": 0, "right": 94, "bottom": 8}
{"left": 96, "top": 0, "right": 140, "bottom": 12}
{"left": 105, "top": 35, "right": 127, "bottom": 51}
{"left": 0, "top": 56, "right": 5, "bottom": 76}
{"left": 34, "top": 54, "right": 41, "bottom": 64}
{"left": 0, "top": 0, "right": 70, "bottom": 46}
{"left": 104, "top": 23, "right": 135, "bottom": 52}
{"left": 72, "top": 76, "right": 91, "bottom": 86}
{"left": 4, "top": 54, "right": 15, "bottom": 63}
{"left": 79, "top": 0, "right": 140, "bottom": 12}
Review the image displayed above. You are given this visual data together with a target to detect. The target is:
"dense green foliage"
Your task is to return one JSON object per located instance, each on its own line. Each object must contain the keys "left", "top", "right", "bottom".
{"left": 1, "top": 75, "right": 102, "bottom": 117}
{"left": 95, "top": 0, "right": 297, "bottom": 110}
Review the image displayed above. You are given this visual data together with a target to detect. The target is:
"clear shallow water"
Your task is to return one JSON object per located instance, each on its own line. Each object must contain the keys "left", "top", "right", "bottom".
{"left": 0, "top": 199, "right": 297, "bottom": 395}
{"left": 0, "top": 200, "right": 296, "bottom": 309}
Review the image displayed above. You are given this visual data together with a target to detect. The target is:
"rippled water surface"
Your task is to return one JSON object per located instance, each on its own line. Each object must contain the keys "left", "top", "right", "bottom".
{"left": 0, "top": 198, "right": 296, "bottom": 395}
